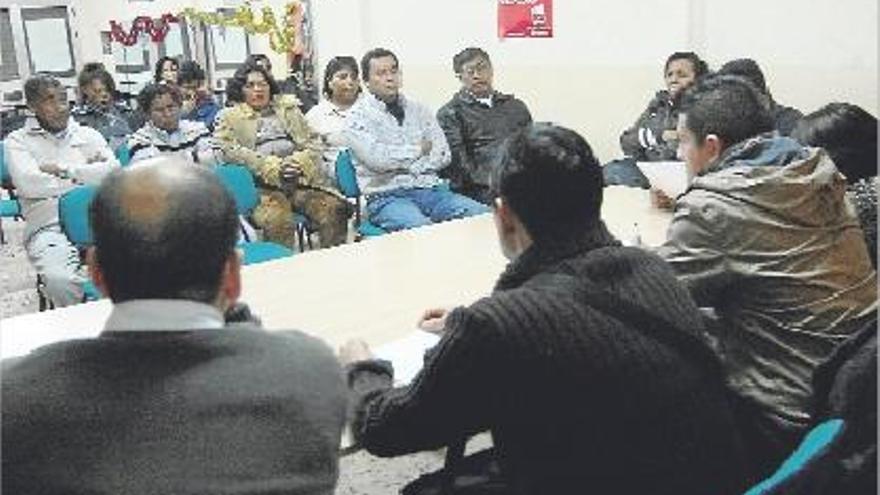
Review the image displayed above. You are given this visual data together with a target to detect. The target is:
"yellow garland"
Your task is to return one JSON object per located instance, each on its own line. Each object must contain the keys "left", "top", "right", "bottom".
{"left": 180, "top": 2, "right": 301, "bottom": 54}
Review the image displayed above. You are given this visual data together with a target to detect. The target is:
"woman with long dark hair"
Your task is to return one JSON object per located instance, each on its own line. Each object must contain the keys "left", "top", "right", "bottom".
{"left": 214, "top": 65, "right": 351, "bottom": 249}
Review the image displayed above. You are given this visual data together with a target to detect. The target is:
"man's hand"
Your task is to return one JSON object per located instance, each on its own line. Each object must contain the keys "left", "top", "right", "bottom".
{"left": 419, "top": 139, "right": 433, "bottom": 157}
{"left": 86, "top": 152, "right": 107, "bottom": 164}
{"left": 339, "top": 339, "right": 374, "bottom": 366}
{"left": 661, "top": 129, "right": 679, "bottom": 143}
{"left": 650, "top": 188, "right": 675, "bottom": 211}
{"left": 417, "top": 308, "right": 449, "bottom": 334}
{"left": 39, "top": 162, "right": 66, "bottom": 177}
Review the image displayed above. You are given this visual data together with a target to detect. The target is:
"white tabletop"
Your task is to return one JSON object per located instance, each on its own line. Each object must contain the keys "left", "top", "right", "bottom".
{"left": 0, "top": 186, "right": 671, "bottom": 359}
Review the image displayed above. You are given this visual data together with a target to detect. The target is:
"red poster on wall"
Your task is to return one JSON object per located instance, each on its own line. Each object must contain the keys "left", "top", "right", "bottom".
{"left": 498, "top": 0, "right": 553, "bottom": 38}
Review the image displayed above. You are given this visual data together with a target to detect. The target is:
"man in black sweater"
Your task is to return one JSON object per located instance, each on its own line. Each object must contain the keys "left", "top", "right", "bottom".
{"left": 2, "top": 158, "right": 347, "bottom": 494}
{"left": 340, "top": 124, "right": 749, "bottom": 494}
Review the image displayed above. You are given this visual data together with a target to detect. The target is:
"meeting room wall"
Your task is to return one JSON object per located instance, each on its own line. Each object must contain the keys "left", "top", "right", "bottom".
{"left": 311, "top": 0, "right": 878, "bottom": 162}
{"left": 0, "top": 0, "right": 292, "bottom": 105}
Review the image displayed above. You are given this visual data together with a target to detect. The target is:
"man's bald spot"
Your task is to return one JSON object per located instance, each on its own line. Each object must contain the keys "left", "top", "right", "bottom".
{"left": 116, "top": 157, "right": 204, "bottom": 229}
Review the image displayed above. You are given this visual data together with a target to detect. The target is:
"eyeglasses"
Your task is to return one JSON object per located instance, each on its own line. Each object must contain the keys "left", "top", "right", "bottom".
{"left": 460, "top": 61, "right": 491, "bottom": 77}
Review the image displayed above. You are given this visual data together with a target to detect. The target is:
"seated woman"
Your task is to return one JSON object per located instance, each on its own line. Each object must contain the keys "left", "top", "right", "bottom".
{"left": 305, "top": 56, "right": 361, "bottom": 180}
{"left": 128, "top": 83, "right": 221, "bottom": 166}
{"left": 72, "top": 63, "right": 135, "bottom": 151}
{"left": 214, "top": 65, "right": 351, "bottom": 249}
{"left": 620, "top": 51, "right": 709, "bottom": 161}
{"left": 793, "top": 103, "right": 877, "bottom": 266}
{"left": 154, "top": 56, "right": 179, "bottom": 85}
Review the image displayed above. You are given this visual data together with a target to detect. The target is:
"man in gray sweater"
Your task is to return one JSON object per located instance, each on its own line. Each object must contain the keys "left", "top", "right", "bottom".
{"left": 2, "top": 158, "right": 346, "bottom": 494}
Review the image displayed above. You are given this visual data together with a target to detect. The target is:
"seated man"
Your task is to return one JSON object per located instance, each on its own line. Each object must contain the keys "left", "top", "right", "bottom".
{"left": 340, "top": 124, "right": 748, "bottom": 494}
{"left": 717, "top": 58, "right": 803, "bottom": 136}
{"left": 437, "top": 47, "right": 532, "bottom": 204}
{"left": 5, "top": 75, "right": 118, "bottom": 307}
{"left": 2, "top": 159, "right": 347, "bottom": 494}
{"left": 128, "top": 82, "right": 221, "bottom": 165}
{"left": 344, "top": 48, "right": 488, "bottom": 231}
{"left": 658, "top": 75, "right": 877, "bottom": 477}
{"left": 177, "top": 61, "right": 221, "bottom": 131}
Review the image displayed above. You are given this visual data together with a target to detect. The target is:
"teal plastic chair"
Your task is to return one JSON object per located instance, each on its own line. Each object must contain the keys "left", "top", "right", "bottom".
{"left": 334, "top": 149, "right": 386, "bottom": 239}
{"left": 214, "top": 164, "right": 294, "bottom": 264}
{"left": 0, "top": 141, "right": 23, "bottom": 244}
{"left": 115, "top": 143, "right": 132, "bottom": 167}
{"left": 743, "top": 418, "right": 845, "bottom": 495}
{"left": 59, "top": 185, "right": 96, "bottom": 246}
{"left": 40, "top": 185, "right": 103, "bottom": 309}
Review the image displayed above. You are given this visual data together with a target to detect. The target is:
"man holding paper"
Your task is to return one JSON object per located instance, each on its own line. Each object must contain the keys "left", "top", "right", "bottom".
{"left": 340, "top": 124, "right": 748, "bottom": 494}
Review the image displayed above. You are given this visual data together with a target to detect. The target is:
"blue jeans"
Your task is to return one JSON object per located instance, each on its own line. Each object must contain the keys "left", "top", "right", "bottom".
{"left": 367, "top": 186, "right": 490, "bottom": 232}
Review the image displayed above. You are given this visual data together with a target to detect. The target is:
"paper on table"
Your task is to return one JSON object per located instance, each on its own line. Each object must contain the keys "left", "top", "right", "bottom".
{"left": 637, "top": 161, "right": 689, "bottom": 198}
{"left": 374, "top": 330, "right": 441, "bottom": 386}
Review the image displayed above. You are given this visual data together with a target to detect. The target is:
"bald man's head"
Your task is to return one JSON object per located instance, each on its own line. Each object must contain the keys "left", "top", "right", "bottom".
{"left": 89, "top": 157, "right": 239, "bottom": 303}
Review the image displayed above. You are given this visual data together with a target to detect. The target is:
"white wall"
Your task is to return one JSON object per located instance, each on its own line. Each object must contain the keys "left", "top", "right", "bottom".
{"left": 311, "top": 0, "right": 878, "bottom": 161}
{"left": 3, "top": 0, "right": 876, "bottom": 158}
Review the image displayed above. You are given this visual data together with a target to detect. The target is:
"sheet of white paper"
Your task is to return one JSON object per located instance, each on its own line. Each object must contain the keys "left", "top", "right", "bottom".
{"left": 25, "top": 18, "right": 73, "bottom": 73}
{"left": 374, "top": 330, "right": 441, "bottom": 386}
{"left": 637, "top": 161, "right": 689, "bottom": 198}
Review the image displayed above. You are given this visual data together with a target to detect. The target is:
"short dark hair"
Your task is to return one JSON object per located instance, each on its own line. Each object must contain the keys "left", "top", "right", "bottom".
{"left": 322, "top": 56, "right": 360, "bottom": 98}
{"left": 24, "top": 75, "right": 63, "bottom": 106}
{"left": 491, "top": 123, "right": 604, "bottom": 241}
{"left": 137, "top": 82, "right": 182, "bottom": 113}
{"left": 452, "top": 47, "right": 491, "bottom": 74}
{"left": 154, "top": 56, "right": 179, "bottom": 83}
{"left": 793, "top": 103, "right": 878, "bottom": 183}
{"left": 665, "top": 52, "right": 710, "bottom": 79}
{"left": 90, "top": 162, "right": 239, "bottom": 303}
{"left": 177, "top": 60, "right": 206, "bottom": 86}
{"left": 245, "top": 53, "right": 272, "bottom": 71}
{"left": 680, "top": 74, "right": 774, "bottom": 149}
{"left": 718, "top": 58, "right": 768, "bottom": 95}
{"left": 78, "top": 62, "right": 117, "bottom": 96}
{"left": 360, "top": 48, "right": 399, "bottom": 81}
{"left": 225, "top": 64, "right": 280, "bottom": 105}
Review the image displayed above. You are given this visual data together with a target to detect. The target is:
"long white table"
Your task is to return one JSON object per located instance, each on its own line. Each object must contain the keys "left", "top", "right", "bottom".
{"left": 1, "top": 186, "right": 671, "bottom": 358}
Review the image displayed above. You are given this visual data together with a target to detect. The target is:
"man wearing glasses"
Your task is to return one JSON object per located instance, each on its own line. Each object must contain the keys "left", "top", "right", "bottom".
{"left": 437, "top": 48, "right": 532, "bottom": 205}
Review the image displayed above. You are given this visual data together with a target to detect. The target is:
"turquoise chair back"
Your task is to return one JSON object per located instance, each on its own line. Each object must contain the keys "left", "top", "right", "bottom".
{"left": 214, "top": 165, "right": 259, "bottom": 215}
{"left": 0, "top": 140, "right": 10, "bottom": 185}
{"left": 58, "top": 185, "right": 97, "bottom": 247}
{"left": 743, "top": 418, "right": 845, "bottom": 495}
{"left": 335, "top": 149, "right": 360, "bottom": 199}
{"left": 115, "top": 143, "right": 132, "bottom": 167}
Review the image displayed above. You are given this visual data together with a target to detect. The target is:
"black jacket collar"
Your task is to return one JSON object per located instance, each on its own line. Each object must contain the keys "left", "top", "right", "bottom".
{"left": 495, "top": 222, "right": 620, "bottom": 291}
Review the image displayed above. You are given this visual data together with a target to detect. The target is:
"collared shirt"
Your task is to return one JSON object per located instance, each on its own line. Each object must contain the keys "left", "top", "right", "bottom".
{"left": 128, "top": 119, "right": 220, "bottom": 166}
{"left": 104, "top": 299, "right": 225, "bottom": 332}
{"left": 4, "top": 117, "right": 119, "bottom": 244}
{"left": 305, "top": 98, "right": 358, "bottom": 178}
{"left": 343, "top": 92, "right": 450, "bottom": 196}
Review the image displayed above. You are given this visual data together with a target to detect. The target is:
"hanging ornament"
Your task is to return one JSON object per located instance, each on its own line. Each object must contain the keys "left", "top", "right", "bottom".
{"left": 109, "top": 13, "right": 179, "bottom": 47}
{"left": 179, "top": 2, "right": 302, "bottom": 55}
